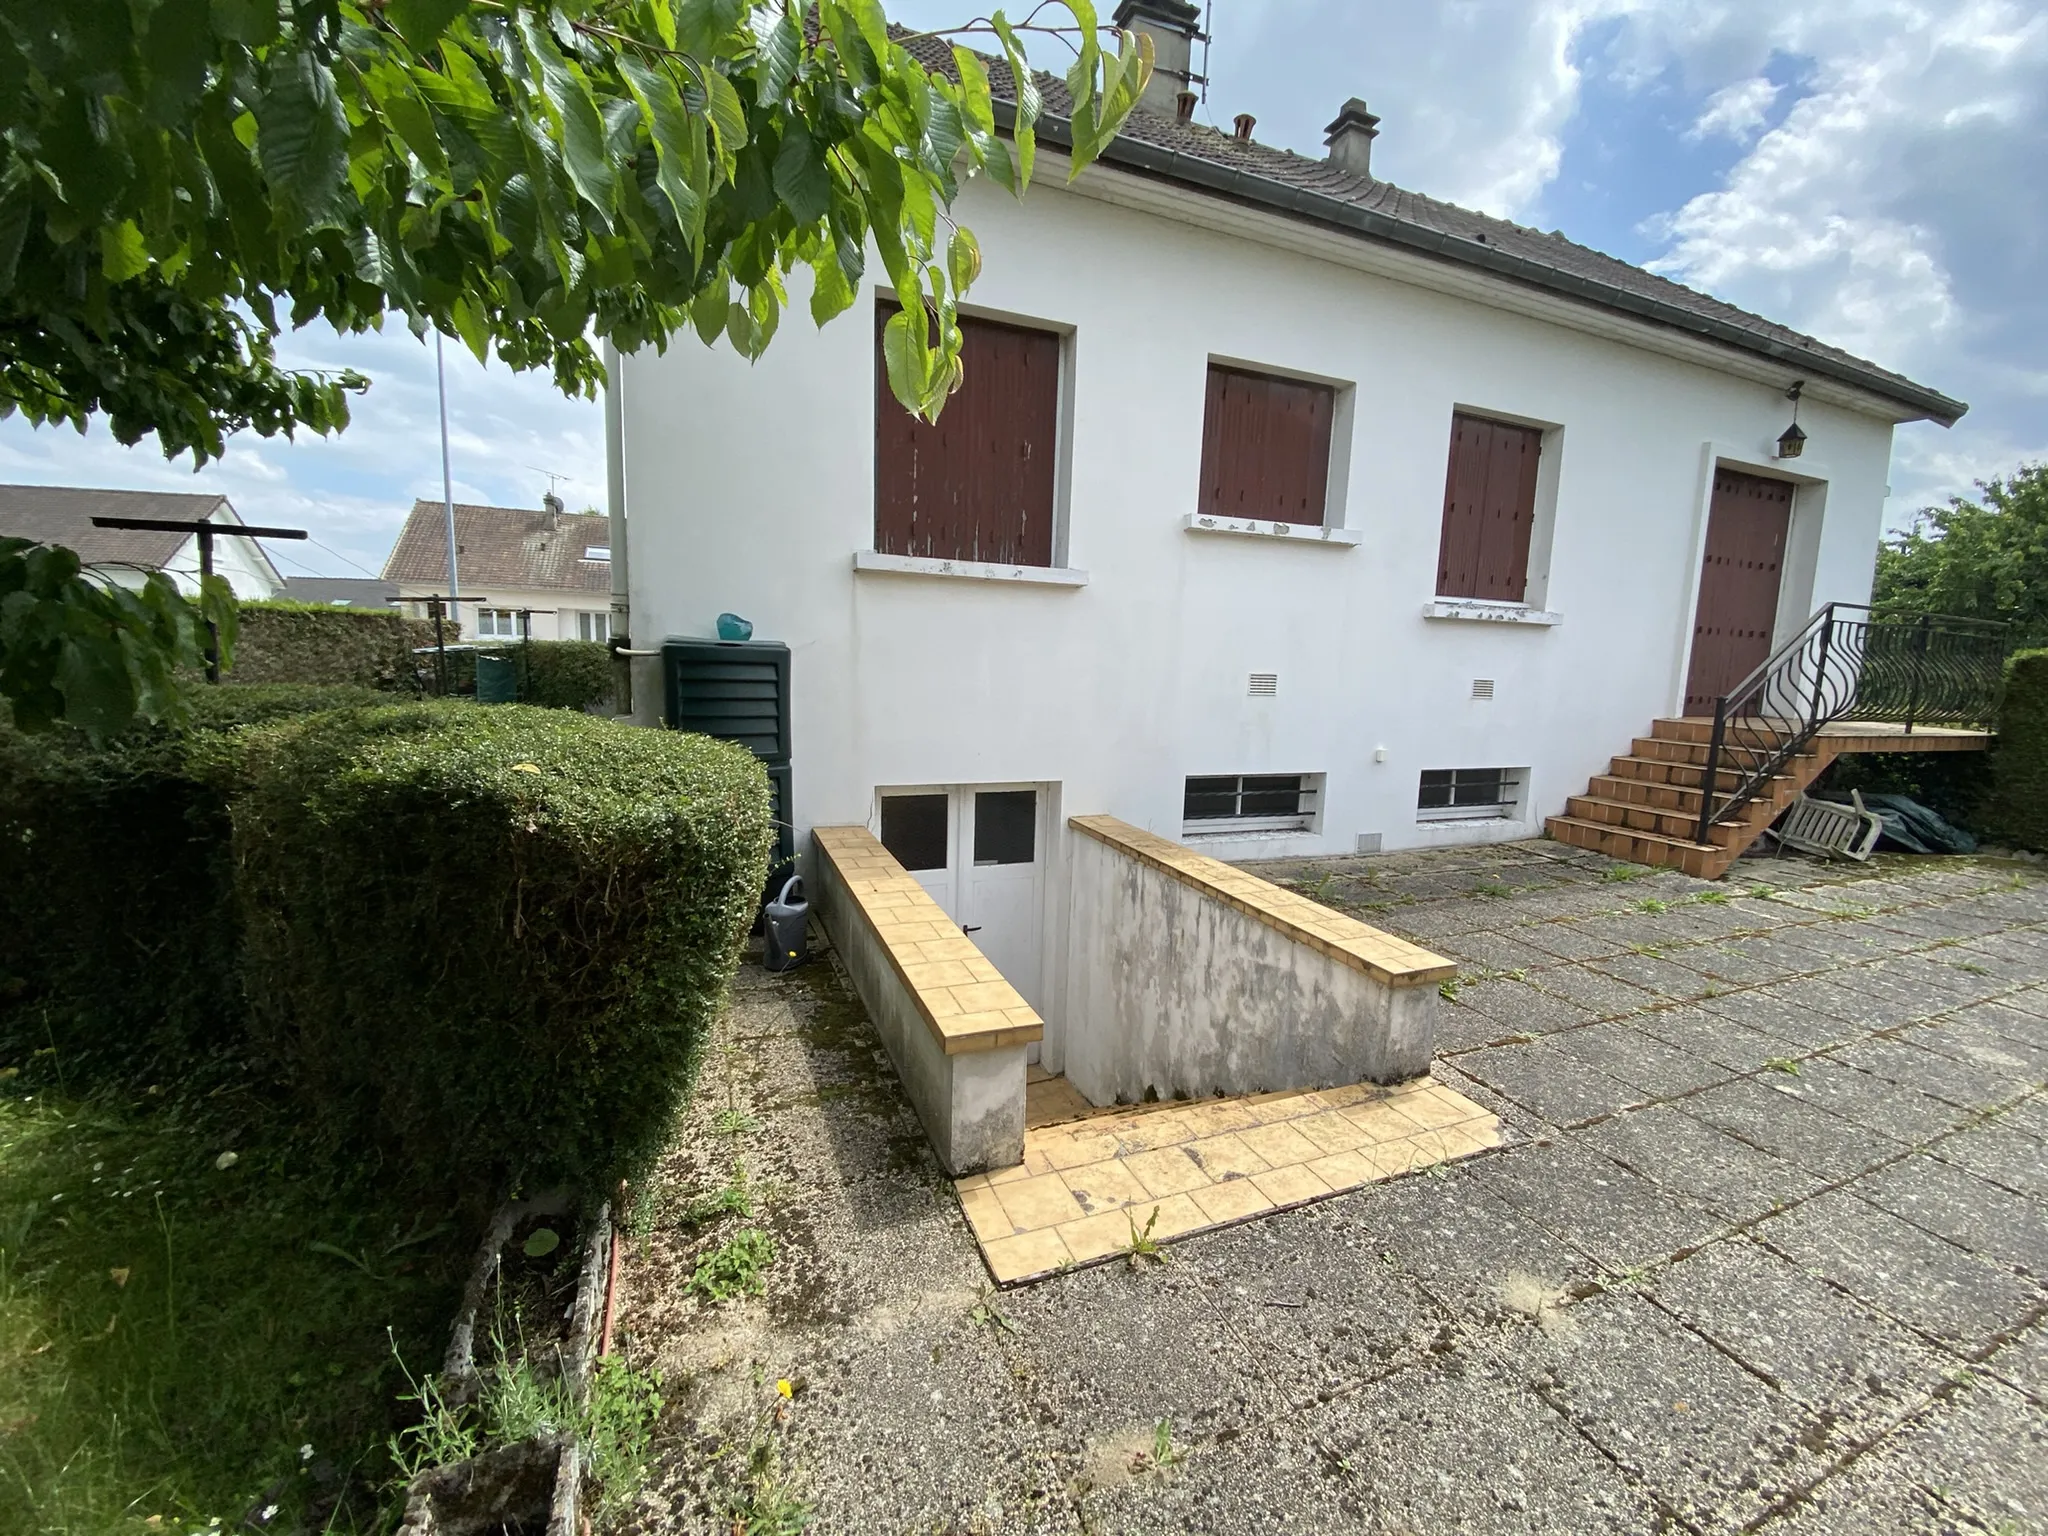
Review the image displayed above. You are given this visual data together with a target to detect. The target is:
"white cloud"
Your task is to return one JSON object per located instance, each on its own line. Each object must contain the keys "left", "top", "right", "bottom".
{"left": 1683, "top": 75, "right": 1780, "bottom": 142}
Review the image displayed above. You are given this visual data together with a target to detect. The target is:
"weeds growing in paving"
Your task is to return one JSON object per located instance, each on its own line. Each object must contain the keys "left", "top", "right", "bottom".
{"left": 1635, "top": 897, "right": 1670, "bottom": 914}
{"left": 689, "top": 1228, "right": 776, "bottom": 1301}
{"left": 1122, "top": 1207, "right": 1168, "bottom": 1269}
{"left": 715, "top": 1420, "right": 812, "bottom": 1535}
{"left": 1765, "top": 1058, "right": 1803, "bottom": 1075}
{"left": 1602, "top": 865, "right": 1651, "bottom": 882}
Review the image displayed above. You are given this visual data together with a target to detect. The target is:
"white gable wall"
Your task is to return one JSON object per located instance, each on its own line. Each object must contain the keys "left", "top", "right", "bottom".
{"left": 621, "top": 170, "right": 1901, "bottom": 1043}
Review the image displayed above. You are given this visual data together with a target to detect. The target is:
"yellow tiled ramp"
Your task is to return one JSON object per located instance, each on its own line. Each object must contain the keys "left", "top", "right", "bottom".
{"left": 957, "top": 1078, "right": 1501, "bottom": 1284}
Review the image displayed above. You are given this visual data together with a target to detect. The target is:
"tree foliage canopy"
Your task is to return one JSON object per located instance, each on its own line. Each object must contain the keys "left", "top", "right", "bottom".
{"left": 1, "top": 0, "right": 1149, "bottom": 463}
{"left": 0, "top": 0, "right": 1148, "bottom": 737}
{"left": 1874, "top": 463, "right": 2048, "bottom": 646}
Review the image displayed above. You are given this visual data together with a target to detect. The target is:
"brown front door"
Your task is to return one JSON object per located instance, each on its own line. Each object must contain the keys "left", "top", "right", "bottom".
{"left": 1683, "top": 468, "right": 1793, "bottom": 714}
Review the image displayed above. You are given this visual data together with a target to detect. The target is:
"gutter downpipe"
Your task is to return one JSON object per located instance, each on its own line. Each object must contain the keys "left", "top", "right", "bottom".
{"left": 603, "top": 339, "right": 639, "bottom": 718}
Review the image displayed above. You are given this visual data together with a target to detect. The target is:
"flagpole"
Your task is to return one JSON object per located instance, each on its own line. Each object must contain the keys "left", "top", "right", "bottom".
{"left": 437, "top": 332, "right": 461, "bottom": 630}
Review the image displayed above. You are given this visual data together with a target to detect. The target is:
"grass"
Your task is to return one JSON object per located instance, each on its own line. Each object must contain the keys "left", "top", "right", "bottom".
{"left": 1635, "top": 898, "right": 1670, "bottom": 914}
{"left": 1602, "top": 865, "right": 1651, "bottom": 883}
{"left": 0, "top": 1064, "right": 467, "bottom": 1533}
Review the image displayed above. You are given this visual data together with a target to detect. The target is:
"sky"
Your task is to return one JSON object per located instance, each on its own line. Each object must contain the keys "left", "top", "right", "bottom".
{"left": 2, "top": 0, "right": 2041, "bottom": 578}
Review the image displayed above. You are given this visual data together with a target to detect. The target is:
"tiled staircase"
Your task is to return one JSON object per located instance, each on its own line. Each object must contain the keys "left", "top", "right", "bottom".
{"left": 1545, "top": 716, "right": 1826, "bottom": 880}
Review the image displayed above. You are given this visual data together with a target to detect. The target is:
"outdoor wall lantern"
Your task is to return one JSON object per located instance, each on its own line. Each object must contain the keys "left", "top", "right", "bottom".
{"left": 1775, "top": 380, "right": 1807, "bottom": 460}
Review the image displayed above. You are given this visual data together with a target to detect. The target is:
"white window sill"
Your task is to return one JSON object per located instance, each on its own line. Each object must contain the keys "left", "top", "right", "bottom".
{"left": 1183, "top": 514, "right": 1361, "bottom": 547}
{"left": 1421, "top": 599, "right": 1562, "bottom": 626}
{"left": 1183, "top": 818, "right": 1315, "bottom": 839}
{"left": 852, "top": 551, "right": 1089, "bottom": 587}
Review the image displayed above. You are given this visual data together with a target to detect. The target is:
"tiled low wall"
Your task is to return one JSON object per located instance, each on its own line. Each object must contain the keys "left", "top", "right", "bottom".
{"left": 812, "top": 826, "right": 1041, "bottom": 1174}
{"left": 1063, "top": 816, "right": 1455, "bottom": 1105}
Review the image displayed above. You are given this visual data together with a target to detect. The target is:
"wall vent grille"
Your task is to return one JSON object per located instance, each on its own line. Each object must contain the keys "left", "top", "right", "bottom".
{"left": 1471, "top": 678, "right": 1496, "bottom": 700}
{"left": 1248, "top": 673, "right": 1279, "bottom": 697}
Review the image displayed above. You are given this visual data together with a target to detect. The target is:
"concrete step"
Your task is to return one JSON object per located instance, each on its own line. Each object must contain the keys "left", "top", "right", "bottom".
{"left": 1543, "top": 815, "right": 1730, "bottom": 878}
{"left": 1565, "top": 793, "right": 1752, "bottom": 848}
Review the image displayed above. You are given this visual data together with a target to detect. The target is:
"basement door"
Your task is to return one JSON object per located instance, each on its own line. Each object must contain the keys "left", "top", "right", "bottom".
{"left": 876, "top": 785, "right": 1046, "bottom": 1012}
{"left": 1684, "top": 468, "right": 1794, "bottom": 714}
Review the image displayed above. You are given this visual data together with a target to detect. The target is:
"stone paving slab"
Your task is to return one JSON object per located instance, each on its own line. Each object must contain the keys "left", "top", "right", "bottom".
{"left": 619, "top": 845, "right": 2047, "bottom": 1533}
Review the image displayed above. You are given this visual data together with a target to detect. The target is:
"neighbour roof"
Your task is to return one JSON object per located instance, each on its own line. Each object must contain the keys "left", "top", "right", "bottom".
{"left": 382, "top": 501, "right": 612, "bottom": 593}
{"left": 0, "top": 484, "right": 232, "bottom": 570}
{"left": 281, "top": 575, "right": 398, "bottom": 607}
{"left": 902, "top": 37, "right": 1964, "bottom": 426}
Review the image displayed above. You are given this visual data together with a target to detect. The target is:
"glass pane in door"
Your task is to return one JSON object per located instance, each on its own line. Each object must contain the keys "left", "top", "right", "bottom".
{"left": 973, "top": 790, "right": 1036, "bottom": 866}
{"left": 879, "top": 793, "right": 949, "bottom": 872}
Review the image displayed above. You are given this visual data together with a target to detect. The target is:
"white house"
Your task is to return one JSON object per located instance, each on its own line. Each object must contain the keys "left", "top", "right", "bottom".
{"left": 384, "top": 495, "right": 617, "bottom": 642}
{"left": 0, "top": 485, "right": 286, "bottom": 599}
{"left": 610, "top": 8, "right": 1965, "bottom": 1137}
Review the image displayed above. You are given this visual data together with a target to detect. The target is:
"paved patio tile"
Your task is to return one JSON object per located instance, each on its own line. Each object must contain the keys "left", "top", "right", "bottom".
{"left": 1514, "top": 918, "right": 1638, "bottom": 962}
{"left": 1444, "top": 975, "right": 1600, "bottom": 1034}
{"left": 1300, "top": 1353, "right": 1666, "bottom": 1534}
{"left": 1677, "top": 1076, "right": 1910, "bottom": 1182}
{"left": 1552, "top": 1020, "right": 1737, "bottom": 1098}
{"left": 1635, "top": 1004, "right": 1806, "bottom": 1073}
{"left": 1457, "top": 1039, "right": 1648, "bottom": 1127}
{"left": 1532, "top": 1290, "right": 1826, "bottom": 1531}
{"left": 1580, "top": 1102, "right": 1827, "bottom": 1223}
{"left": 1767, "top": 1379, "right": 2048, "bottom": 1536}
{"left": 1429, "top": 927, "right": 1564, "bottom": 975}
{"left": 1667, "top": 936, "right": 1825, "bottom": 986}
{"left": 1982, "top": 1321, "right": 2048, "bottom": 1400}
{"left": 1474, "top": 1136, "right": 1726, "bottom": 1277}
{"left": 1755, "top": 1188, "right": 2040, "bottom": 1352}
{"left": 1851, "top": 1152, "right": 2048, "bottom": 1276}
{"left": 1779, "top": 1053, "right": 1974, "bottom": 1143}
{"left": 1585, "top": 949, "right": 1722, "bottom": 1002}
{"left": 1933, "top": 1118, "right": 2048, "bottom": 1201}
{"left": 1649, "top": 1237, "right": 1953, "bottom": 1421}
{"left": 1828, "top": 1035, "right": 2027, "bottom": 1113}
{"left": 1532, "top": 963, "right": 1669, "bottom": 1019}
{"left": 1914, "top": 1005, "right": 2048, "bottom": 1080}
{"left": 1700, "top": 984, "right": 1869, "bottom": 1048}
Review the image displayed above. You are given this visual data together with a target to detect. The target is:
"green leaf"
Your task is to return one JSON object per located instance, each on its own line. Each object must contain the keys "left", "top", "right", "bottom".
{"left": 518, "top": 15, "right": 618, "bottom": 221}
{"left": 619, "top": 56, "right": 707, "bottom": 247}
{"left": 808, "top": 251, "right": 854, "bottom": 325}
{"left": 690, "top": 278, "right": 729, "bottom": 343}
{"left": 99, "top": 220, "right": 150, "bottom": 282}
{"left": 880, "top": 303, "right": 929, "bottom": 416}
{"left": 254, "top": 44, "right": 352, "bottom": 221}
{"left": 752, "top": 2, "right": 802, "bottom": 105}
{"left": 703, "top": 68, "right": 747, "bottom": 168}
{"left": 522, "top": 1227, "right": 561, "bottom": 1258}
{"left": 771, "top": 124, "right": 831, "bottom": 225}
{"left": 384, "top": 0, "right": 470, "bottom": 51}
{"left": 946, "top": 226, "right": 980, "bottom": 296}
{"left": 378, "top": 72, "right": 449, "bottom": 181}
{"left": 208, "top": 0, "right": 279, "bottom": 46}
{"left": 991, "top": 15, "right": 1038, "bottom": 188}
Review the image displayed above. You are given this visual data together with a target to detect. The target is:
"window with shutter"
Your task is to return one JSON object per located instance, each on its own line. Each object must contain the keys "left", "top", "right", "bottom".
{"left": 1435, "top": 412, "right": 1543, "bottom": 601}
{"left": 874, "top": 304, "right": 1061, "bottom": 567}
{"left": 1197, "top": 365, "right": 1336, "bottom": 526}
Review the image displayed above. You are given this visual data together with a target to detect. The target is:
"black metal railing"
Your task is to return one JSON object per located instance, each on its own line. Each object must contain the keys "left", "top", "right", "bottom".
{"left": 1692, "top": 603, "right": 2008, "bottom": 844}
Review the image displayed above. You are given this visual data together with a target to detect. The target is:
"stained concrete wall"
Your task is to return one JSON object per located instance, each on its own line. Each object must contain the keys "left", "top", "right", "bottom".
{"left": 815, "top": 843, "right": 1026, "bottom": 1174}
{"left": 1063, "top": 832, "right": 1436, "bottom": 1105}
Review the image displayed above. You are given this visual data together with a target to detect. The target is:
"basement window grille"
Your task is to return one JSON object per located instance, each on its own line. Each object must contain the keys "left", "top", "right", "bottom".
{"left": 1184, "top": 773, "right": 1318, "bottom": 835}
{"left": 1417, "top": 766, "right": 1524, "bottom": 823}
{"left": 1248, "top": 672, "right": 1279, "bottom": 697}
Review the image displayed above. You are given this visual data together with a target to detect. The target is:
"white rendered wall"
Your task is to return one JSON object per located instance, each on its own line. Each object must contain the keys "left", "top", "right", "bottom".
{"left": 620, "top": 165, "right": 1906, "bottom": 1040}
{"left": 394, "top": 585, "right": 609, "bottom": 641}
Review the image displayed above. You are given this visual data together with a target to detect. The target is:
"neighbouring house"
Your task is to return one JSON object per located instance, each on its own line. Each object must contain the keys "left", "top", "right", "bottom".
{"left": 0, "top": 484, "right": 286, "bottom": 599}
{"left": 383, "top": 494, "right": 616, "bottom": 642}
{"left": 612, "top": 6, "right": 1985, "bottom": 1169}
{"left": 282, "top": 575, "right": 398, "bottom": 608}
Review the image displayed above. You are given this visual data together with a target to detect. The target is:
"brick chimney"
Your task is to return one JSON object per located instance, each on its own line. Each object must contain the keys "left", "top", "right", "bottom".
{"left": 1112, "top": 0, "right": 1201, "bottom": 116}
{"left": 542, "top": 490, "right": 564, "bottom": 530}
{"left": 1324, "top": 98, "right": 1381, "bottom": 177}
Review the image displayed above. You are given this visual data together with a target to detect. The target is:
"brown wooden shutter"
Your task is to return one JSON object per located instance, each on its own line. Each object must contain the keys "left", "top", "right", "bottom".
{"left": 873, "top": 305, "right": 1060, "bottom": 567}
{"left": 1197, "top": 365, "right": 1335, "bottom": 525}
{"left": 1435, "top": 412, "right": 1542, "bottom": 600}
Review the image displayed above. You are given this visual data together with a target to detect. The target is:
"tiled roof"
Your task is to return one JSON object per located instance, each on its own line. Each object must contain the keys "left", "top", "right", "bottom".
{"left": 899, "top": 36, "right": 1963, "bottom": 425}
{"left": 282, "top": 576, "right": 398, "bottom": 607}
{"left": 382, "top": 500, "right": 613, "bottom": 592}
{"left": 0, "top": 484, "right": 230, "bottom": 569}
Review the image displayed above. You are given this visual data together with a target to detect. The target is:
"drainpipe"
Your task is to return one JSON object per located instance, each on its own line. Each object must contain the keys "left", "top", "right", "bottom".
{"left": 602, "top": 340, "right": 645, "bottom": 717}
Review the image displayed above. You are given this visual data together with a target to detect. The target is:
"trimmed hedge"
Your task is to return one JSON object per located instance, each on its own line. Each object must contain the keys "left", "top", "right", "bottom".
{"left": 230, "top": 704, "right": 770, "bottom": 1197}
{"left": 1985, "top": 648, "right": 2048, "bottom": 851}
{"left": 437, "top": 638, "right": 617, "bottom": 712}
{"left": 227, "top": 602, "right": 443, "bottom": 690}
{"left": 0, "top": 685, "right": 386, "bottom": 1075}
